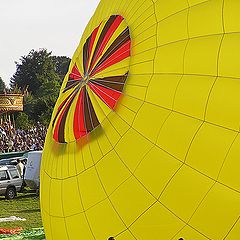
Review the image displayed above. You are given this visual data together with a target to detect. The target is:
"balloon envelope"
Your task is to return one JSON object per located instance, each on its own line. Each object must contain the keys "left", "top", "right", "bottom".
{"left": 41, "top": 0, "right": 240, "bottom": 239}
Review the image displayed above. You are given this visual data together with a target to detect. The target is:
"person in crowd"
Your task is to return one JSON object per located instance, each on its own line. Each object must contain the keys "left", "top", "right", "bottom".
{"left": 0, "top": 121, "right": 47, "bottom": 153}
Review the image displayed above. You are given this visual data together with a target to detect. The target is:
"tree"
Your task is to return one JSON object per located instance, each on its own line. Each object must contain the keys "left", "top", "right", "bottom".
{"left": 10, "top": 49, "right": 61, "bottom": 95}
{"left": 15, "top": 112, "right": 32, "bottom": 130}
{"left": 11, "top": 49, "right": 70, "bottom": 127}
{"left": 0, "top": 77, "right": 6, "bottom": 93}
{"left": 32, "top": 80, "right": 61, "bottom": 125}
{"left": 51, "top": 56, "right": 70, "bottom": 83}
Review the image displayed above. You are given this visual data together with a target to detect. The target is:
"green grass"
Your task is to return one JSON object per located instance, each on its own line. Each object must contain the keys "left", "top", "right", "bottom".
{"left": 0, "top": 192, "right": 42, "bottom": 230}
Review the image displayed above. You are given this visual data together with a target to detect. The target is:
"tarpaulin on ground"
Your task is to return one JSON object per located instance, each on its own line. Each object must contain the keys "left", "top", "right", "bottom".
{"left": 0, "top": 228, "right": 22, "bottom": 234}
{"left": 0, "top": 216, "right": 26, "bottom": 223}
{"left": 0, "top": 228, "right": 45, "bottom": 239}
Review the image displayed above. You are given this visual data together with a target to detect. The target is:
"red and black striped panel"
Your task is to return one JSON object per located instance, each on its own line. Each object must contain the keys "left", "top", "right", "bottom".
{"left": 63, "top": 64, "right": 82, "bottom": 93}
{"left": 52, "top": 15, "right": 131, "bottom": 143}
{"left": 88, "top": 73, "right": 128, "bottom": 109}
{"left": 73, "top": 86, "right": 100, "bottom": 140}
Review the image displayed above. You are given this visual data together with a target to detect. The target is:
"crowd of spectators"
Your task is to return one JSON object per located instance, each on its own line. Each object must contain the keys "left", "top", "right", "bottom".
{"left": 0, "top": 120, "right": 47, "bottom": 153}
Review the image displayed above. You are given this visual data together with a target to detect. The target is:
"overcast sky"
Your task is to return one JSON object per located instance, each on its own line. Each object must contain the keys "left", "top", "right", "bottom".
{"left": 0, "top": 0, "right": 100, "bottom": 86}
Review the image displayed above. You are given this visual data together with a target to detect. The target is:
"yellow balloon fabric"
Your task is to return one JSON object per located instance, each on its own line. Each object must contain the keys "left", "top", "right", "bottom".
{"left": 41, "top": 0, "right": 240, "bottom": 239}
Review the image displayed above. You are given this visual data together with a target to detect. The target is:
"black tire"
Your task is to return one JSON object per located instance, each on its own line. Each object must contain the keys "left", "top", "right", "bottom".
{"left": 5, "top": 187, "right": 16, "bottom": 200}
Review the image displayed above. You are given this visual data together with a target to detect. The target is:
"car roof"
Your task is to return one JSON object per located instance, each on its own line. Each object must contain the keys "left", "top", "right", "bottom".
{"left": 0, "top": 165, "right": 17, "bottom": 171}
{"left": 0, "top": 166, "right": 8, "bottom": 171}
{"left": 0, "top": 157, "right": 26, "bottom": 161}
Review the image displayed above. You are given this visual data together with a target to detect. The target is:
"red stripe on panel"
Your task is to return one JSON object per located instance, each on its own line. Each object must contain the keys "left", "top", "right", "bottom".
{"left": 69, "top": 64, "right": 82, "bottom": 80}
{"left": 73, "top": 88, "right": 87, "bottom": 139}
{"left": 88, "top": 82, "right": 121, "bottom": 109}
{"left": 91, "top": 40, "right": 131, "bottom": 76}
{"left": 89, "top": 15, "right": 124, "bottom": 72}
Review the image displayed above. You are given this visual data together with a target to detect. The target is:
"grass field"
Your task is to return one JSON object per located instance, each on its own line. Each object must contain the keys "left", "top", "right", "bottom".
{"left": 0, "top": 192, "right": 43, "bottom": 230}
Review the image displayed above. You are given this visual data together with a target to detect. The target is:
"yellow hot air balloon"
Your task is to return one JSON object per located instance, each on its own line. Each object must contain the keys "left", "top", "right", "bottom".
{"left": 41, "top": 0, "right": 240, "bottom": 239}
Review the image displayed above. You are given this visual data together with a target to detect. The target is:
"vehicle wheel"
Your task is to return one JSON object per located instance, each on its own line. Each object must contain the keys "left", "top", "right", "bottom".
{"left": 5, "top": 187, "right": 16, "bottom": 200}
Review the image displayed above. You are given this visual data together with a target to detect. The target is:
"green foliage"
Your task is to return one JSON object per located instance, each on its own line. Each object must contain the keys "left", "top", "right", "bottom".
{"left": 0, "top": 77, "right": 6, "bottom": 93}
{"left": 11, "top": 49, "right": 59, "bottom": 94}
{"left": 22, "top": 93, "right": 35, "bottom": 121}
{"left": 15, "top": 112, "right": 32, "bottom": 130}
{"left": 51, "top": 56, "right": 71, "bottom": 83}
{"left": 11, "top": 49, "right": 70, "bottom": 128}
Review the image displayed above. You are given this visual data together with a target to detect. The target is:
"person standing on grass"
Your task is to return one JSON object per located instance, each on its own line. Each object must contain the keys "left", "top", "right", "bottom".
{"left": 16, "top": 159, "right": 24, "bottom": 178}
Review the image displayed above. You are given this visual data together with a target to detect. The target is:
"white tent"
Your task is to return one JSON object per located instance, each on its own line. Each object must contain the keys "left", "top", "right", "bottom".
{"left": 24, "top": 151, "right": 42, "bottom": 190}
